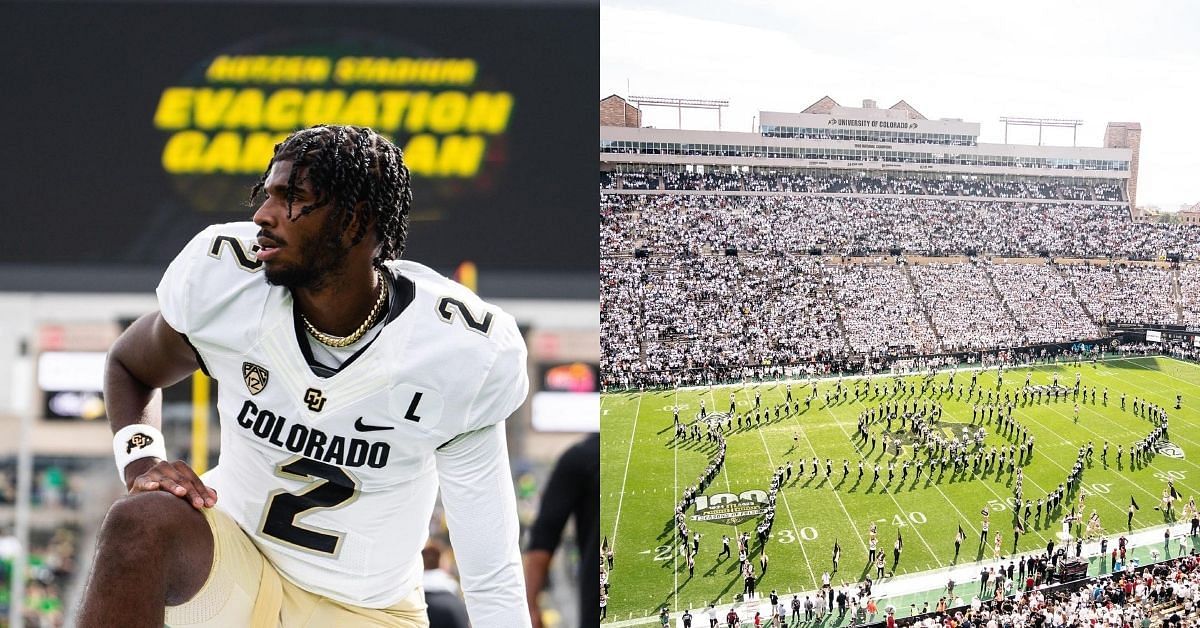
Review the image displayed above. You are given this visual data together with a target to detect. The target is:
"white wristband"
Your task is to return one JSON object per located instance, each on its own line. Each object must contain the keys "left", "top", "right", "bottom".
{"left": 113, "top": 424, "right": 167, "bottom": 484}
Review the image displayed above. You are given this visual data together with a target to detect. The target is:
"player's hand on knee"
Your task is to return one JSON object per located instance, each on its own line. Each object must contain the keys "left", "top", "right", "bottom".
{"left": 125, "top": 458, "right": 218, "bottom": 510}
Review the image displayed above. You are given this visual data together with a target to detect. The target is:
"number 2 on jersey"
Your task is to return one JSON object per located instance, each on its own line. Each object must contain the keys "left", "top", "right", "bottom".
{"left": 436, "top": 297, "right": 494, "bottom": 335}
{"left": 260, "top": 456, "right": 360, "bottom": 555}
{"left": 208, "top": 235, "right": 263, "bottom": 272}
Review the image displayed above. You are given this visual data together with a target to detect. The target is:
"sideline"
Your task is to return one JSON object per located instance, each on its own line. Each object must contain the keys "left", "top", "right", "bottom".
{"left": 607, "top": 522, "right": 1199, "bottom": 627}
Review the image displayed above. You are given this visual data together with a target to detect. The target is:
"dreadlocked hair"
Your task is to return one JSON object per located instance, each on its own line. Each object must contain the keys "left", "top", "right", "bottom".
{"left": 249, "top": 125, "right": 413, "bottom": 267}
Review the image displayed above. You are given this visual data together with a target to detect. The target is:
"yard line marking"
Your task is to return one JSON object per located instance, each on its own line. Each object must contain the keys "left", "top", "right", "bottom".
{"left": 771, "top": 391, "right": 870, "bottom": 557}
{"left": 1119, "top": 357, "right": 1200, "bottom": 452}
{"left": 673, "top": 389, "right": 679, "bottom": 613}
{"left": 817, "top": 403, "right": 941, "bottom": 565}
{"left": 736, "top": 387, "right": 820, "bottom": 585}
{"left": 610, "top": 393, "right": 644, "bottom": 555}
{"left": 1020, "top": 404, "right": 1157, "bottom": 509}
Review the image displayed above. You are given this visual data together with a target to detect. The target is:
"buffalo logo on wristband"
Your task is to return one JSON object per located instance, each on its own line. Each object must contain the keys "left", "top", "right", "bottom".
{"left": 242, "top": 362, "right": 269, "bottom": 395}
{"left": 126, "top": 433, "right": 154, "bottom": 454}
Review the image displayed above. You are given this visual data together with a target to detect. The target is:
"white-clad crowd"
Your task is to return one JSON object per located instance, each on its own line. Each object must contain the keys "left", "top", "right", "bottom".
{"left": 601, "top": 253, "right": 1192, "bottom": 388}
{"left": 600, "top": 188, "right": 1200, "bottom": 388}
{"left": 602, "top": 170, "right": 1125, "bottom": 202}
{"left": 825, "top": 261, "right": 937, "bottom": 357}
{"left": 1181, "top": 265, "right": 1200, "bottom": 326}
{"left": 602, "top": 193, "right": 1200, "bottom": 260}
{"left": 986, "top": 262, "right": 1101, "bottom": 344}
{"left": 1064, "top": 264, "right": 1178, "bottom": 326}
{"left": 910, "top": 262, "right": 1025, "bottom": 352}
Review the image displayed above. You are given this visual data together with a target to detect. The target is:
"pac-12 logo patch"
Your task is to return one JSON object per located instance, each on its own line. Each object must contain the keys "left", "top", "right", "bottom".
{"left": 242, "top": 362, "right": 269, "bottom": 395}
{"left": 126, "top": 433, "right": 154, "bottom": 454}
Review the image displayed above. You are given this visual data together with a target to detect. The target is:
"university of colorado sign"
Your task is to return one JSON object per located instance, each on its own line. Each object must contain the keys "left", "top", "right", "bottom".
{"left": 828, "top": 118, "right": 918, "bottom": 130}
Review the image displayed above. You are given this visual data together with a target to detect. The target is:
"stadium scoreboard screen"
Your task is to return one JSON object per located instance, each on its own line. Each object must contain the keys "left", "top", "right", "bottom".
{"left": 0, "top": 1, "right": 597, "bottom": 274}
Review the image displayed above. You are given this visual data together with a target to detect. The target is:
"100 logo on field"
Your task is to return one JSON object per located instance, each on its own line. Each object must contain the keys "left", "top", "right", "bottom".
{"left": 691, "top": 490, "right": 769, "bottom": 525}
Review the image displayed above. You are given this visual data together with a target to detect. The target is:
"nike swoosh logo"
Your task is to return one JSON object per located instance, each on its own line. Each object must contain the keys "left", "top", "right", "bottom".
{"left": 354, "top": 417, "right": 394, "bottom": 432}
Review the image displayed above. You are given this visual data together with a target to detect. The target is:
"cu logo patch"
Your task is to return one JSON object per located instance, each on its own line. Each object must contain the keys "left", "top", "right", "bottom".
{"left": 1155, "top": 442, "right": 1185, "bottom": 459}
{"left": 691, "top": 490, "right": 769, "bottom": 526}
{"left": 304, "top": 388, "right": 327, "bottom": 412}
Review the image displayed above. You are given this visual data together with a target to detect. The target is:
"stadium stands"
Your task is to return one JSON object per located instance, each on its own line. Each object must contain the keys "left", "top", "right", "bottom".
{"left": 882, "top": 552, "right": 1200, "bottom": 628}
{"left": 603, "top": 170, "right": 1126, "bottom": 202}
{"left": 600, "top": 171, "right": 1198, "bottom": 389}
{"left": 602, "top": 193, "right": 1199, "bottom": 260}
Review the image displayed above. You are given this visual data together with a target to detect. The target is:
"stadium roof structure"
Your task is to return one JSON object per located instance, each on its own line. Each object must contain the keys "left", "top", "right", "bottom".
{"left": 801, "top": 95, "right": 839, "bottom": 114}
{"left": 801, "top": 95, "right": 927, "bottom": 120}
{"left": 601, "top": 96, "right": 1136, "bottom": 188}
{"left": 889, "top": 99, "right": 927, "bottom": 120}
{"left": 628, "top": 94, "right": 730, "bottom": 130}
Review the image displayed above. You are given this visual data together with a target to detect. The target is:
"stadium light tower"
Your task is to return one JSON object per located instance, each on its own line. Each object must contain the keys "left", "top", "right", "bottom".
{"left": 629, "top": 95, "right": 730, "bottom": 130}
{"left": 999, "top": 116, "right": 1085, "bottom": 146}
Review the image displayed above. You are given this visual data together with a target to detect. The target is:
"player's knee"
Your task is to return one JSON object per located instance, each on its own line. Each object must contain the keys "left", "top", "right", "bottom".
{"left": 102, "top": 491, "right": 201, "bottom": 546}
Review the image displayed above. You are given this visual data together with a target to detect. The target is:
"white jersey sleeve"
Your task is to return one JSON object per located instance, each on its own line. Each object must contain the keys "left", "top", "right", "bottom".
{"left": 156, "top": 222, "right": 266, "bottom": 349}
{"left": 436, "top": 422, "right": 529, "bottom": 626}
{"left": 462, "top": 309, "right": 529, "bottom": 435}
{"left": 392, "top": 260, "right": 529, "bottom": 441}
{"left": 156, "top": 224, "right": 218, "bottom": 335}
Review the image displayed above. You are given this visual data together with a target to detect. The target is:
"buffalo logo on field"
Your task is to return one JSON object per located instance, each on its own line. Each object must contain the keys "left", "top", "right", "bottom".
{"left": 691, "top": 490, "right": 769, "bottom": 525}
{"left": 881, "top": 428, "right": 923, "bottom": 448}
{"left": 1154, "top": 442, "right": 1184, "bottom": 459}
{"left": 937, "top": 422, "right": 984, "bottom": 442}
{"left": 699, "top": 411, "right": 732, "bottom": 426}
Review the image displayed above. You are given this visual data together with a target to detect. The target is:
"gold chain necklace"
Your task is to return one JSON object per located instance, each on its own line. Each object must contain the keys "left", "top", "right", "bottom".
{"left": 301, "top": 270, "right": 388, "bottom": 348}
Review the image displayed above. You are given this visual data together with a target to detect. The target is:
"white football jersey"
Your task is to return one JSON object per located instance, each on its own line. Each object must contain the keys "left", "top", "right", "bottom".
{"left": 157, "top": 222, "right": 528, "bottom": 607}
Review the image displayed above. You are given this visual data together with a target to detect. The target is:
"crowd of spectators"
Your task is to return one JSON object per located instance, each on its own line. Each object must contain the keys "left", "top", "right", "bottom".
{"left": 825, "top": 262, "right": 937, "bottom": 357}
{"left": 600, "top": 257, "right": 646, "bottom": 385}
{"left": 0, "top": 525, "right": 80, "bottom": 628}
{"left": 601, "top": 256, "right": 1191, "bottom": 388}
{"left": 600, "top": 179, "right": 1200, "bottom": 388}
{"left": 1178, "top": 265, "right": 1200, "bottom": 326}
{"left": 910, "top": 262, "right": 1025, "bottom": 352}
{"left": 661, "top": 170, "right": 743, "bottom": 192}
{"left": 612, "top": 255, "right": 846, "bottom": 386}
{"left": 0, "top": 464, "right": 81, "bottom": 509}
{"left": 986, "top": 262, "right": 1101, "bottom": 344}
{"left": 602, "top": 170, "right": 1126, "bottom": 202}
{"left": 1064, "top": 264, "right": 1179, "bottom": 326}
{"left": 602, "top": 193, "right": 1200, "bottom": 260}
{"left": 890, "top": 552, "right": 1200, "bottom": 628}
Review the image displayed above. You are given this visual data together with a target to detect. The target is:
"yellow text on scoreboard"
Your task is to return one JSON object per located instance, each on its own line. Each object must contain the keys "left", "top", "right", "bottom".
{"left": 153, "top": 55, "right": 514, "bottom": 178}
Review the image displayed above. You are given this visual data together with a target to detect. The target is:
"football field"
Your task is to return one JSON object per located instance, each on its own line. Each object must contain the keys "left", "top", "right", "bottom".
{"left": 600, "top": 355, "right": 1200, "bottom": 623}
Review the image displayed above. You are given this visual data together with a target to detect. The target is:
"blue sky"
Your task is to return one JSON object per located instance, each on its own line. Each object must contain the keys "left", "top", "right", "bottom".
{"left": 601, "top": 0, "right": 1200, "bottom": 210}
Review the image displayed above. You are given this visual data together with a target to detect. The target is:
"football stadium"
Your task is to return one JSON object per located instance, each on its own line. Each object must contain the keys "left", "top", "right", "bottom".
{"left": 600, "top": 96, "right": 1200, "bottom": 626}
{"left": 0, "top": 2, "right": 598, "bottom": 627}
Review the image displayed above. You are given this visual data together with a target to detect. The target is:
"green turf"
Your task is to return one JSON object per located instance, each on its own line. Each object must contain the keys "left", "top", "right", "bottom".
{"left": 600, "top": 355, "right": 1200, "bottom": 623}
